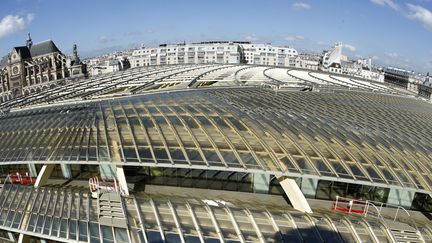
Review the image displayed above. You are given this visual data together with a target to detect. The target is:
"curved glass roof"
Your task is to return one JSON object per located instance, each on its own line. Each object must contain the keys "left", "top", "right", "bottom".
{"left": 4, "top": 183, "right": 425, "bottom": 243}
{"left": 0, "top": 64, "right": 413, "bottom": 111}
{"left": 0, "top": 86, "right": 431, "bottom": 193}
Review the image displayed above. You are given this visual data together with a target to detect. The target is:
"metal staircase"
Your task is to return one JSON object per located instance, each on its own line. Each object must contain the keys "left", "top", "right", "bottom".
{"left": 384, "top": 220, "right": 425, "bottom": 243}
{"left": 368, "top": 204, "right": 425, "bottom": 243}
{"left": 390, "top": 229, "right": 424, "bottom": 243}
{"left": 90, "top": 176, "right": 129, "bottom": 229}
{"left": 333, "top": 196, "right": 426, "bottom": 243}
{"left": 98, "top": 192, "right": 128, "bottom": 228}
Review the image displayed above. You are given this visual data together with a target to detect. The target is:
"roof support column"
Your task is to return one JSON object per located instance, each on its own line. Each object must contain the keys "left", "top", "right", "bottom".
{"left": 116, "top": 165, "right": 129, "bottom": 195}
{"left": 17, "top": 233, "right": 30, "bottom": 243}
{"left": 7, "top": 232, "right": 15, "bottom": 241}
{"left": 34, "top": 164, "right": 55, "bottom": 188}
{"left": 278, "top": 176, "right": 313, "bottom": 213}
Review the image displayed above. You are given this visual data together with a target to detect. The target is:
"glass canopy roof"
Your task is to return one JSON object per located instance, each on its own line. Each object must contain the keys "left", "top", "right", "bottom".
{"left": 2, "top": 183, "right": 431, "bottom": 243}
{"left": 0, "top": 87, "right": 431, "bottom": 193}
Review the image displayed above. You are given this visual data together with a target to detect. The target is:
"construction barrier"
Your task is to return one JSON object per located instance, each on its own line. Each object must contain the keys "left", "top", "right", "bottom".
{"left": 332, "top": 196, "right": 368, "bottom": 214}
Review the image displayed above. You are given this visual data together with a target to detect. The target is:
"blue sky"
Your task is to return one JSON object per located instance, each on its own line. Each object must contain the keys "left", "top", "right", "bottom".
{"left": 1, "top": 0, "right": 432, "bottom": 72}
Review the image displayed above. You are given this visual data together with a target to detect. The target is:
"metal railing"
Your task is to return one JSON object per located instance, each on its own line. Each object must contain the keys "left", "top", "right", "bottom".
{"left": 89, "top": 176, "right": 125, "bottom": 198}
{"left": 333, "top": 196, "right": 411, "bottom": 222}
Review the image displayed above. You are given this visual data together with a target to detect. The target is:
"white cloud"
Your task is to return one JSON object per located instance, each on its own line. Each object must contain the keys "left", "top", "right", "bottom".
{"left": 370, "top": 0, "right": 399, "bottom": 11}
{"left": 0, "top": 14, "right": 34, "bottom": 39}
{"left": 343, "top": 44, "right": 356, "bottom": 52}
{"left": 406, "top": 4, "right": 432, "bottom": 30}
{"left": 99, "top": 35, "right": 115, "bottom": 43}
{"left": 245, "top": 34, "right": 259, "bottom": 42}
{"left": 285, "top": 35, "right": 304, "bottom": 41}
{"left": 386, "top": 52, "right": 399, "bottom": 58}
{"left": 382, "top": 52, "right": 411, "bottom": 68}
{"left": 292, "top": 2, "right": 311, "bottom": 10}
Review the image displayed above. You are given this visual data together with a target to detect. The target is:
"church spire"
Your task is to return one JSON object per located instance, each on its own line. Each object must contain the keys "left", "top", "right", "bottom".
{"left": 26, "top": 32, "right": 33, "bottom": 49}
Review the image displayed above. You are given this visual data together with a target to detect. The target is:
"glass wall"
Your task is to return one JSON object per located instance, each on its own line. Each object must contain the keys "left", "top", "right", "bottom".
{"left": 315, "top": 180, "right": 390, "bottom": 203}
{"left": 411, "top": 193, "right": 432, "bottom": 212}
{"left": 126, "top": 167, "right": 255, "bottom": 193}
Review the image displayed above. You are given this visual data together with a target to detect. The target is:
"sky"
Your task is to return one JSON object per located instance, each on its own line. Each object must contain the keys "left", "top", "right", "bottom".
{"left": 0, "top": 0, "right": 432, "bottom": 72}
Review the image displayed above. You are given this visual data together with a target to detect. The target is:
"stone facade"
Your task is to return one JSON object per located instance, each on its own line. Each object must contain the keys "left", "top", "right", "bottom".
{"left": 0, "top": 33, "right": 87, "bottom": 101}
{"left": 130, "top": 41, "right": 299, "bottom": 68}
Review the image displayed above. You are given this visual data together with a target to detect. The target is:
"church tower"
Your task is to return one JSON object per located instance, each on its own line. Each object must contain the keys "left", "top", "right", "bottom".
{"left": 26, "top": 32, "right": 33, "bottom": 49}
{"left": 69, "top": 44, "right": 87, "bottom": 78}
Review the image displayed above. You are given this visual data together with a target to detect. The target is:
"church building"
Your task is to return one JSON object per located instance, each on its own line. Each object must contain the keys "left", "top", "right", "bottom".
{"left": 0, "top": 33, "right": 87, "bottom": 101}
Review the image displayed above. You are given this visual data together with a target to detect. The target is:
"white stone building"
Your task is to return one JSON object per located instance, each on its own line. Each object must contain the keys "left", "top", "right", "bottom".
{"left": 241, "top": 43, "right": 298, "bottom": 66}
{"left": 320, "top": 42, "right": 343, "bottom": 74}
{"left": 294, "top": 54, "right": 320, "bottom": 70}
{"left": 342, "top": 58, "right": 383, "bottom": 81}
{"left": 130, "top": 41, "right": 299, "bottom": 68}
{"left": 130, "top": 41, "right": 246, "bottom": 68}
{"left": 86, "top": 53, "right": 131, "bottom": 76}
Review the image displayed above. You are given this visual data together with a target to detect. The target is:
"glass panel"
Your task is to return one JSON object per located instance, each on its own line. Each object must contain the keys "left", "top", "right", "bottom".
{"left": 59, "top": 218, "right": 68, "bottom": 238}
{"left": 147, "top": 230, "right": 164, "bottom": 243}
{"left": 165, "top": 233, "right": 181, "bottom": 243}
{"left": 296, "top": 158, "right": 317, "bottom": 174}
{"left": 312, "top": 159, "right": 333, "bottom": 176}
{"left": 141, "top": 117, "right": 154, "bottom": 128}
{"left": 138, "top": 147, "right": 153, "bottom": 160}
{"left": 51, "top": 217, "right": 60, "bottom": 236}
{"left": 186, "top": 149, "right": 203, "bottom": 162}
{"left": 170, "top": 149, "right": 187, "bottom": 162}
{"left": 153, "top": 148, "right": 170, "bottom": 162}
{"left": 220, "top": 151, "right": 242, "bottom": 167}
{"left": 101, "top": 225, "right": 115, "bottom": 243}
{"left": 182, "top": 116, "right": 199, "bottom": 128}
{"left": 89, "top": 222, "right": 100, "bottom": 243}
{"left": 69, "top": 219, "right": 77, "bottom": 240}
{"left": 348, "top": 164, "right": 369, "bottom": 181}
{"left": 79, "top": 221, "right": 88, "bottom": 241}
{"left": 114, "top": 228, "right": 129, "bottom": 243}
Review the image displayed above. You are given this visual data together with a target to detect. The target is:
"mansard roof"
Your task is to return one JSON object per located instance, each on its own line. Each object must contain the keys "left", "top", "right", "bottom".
{"left": 13, "top": 46, "right": 32, "bottom": 59}
{"left": 30, "top": 40, "right": 61, "bottom": 57}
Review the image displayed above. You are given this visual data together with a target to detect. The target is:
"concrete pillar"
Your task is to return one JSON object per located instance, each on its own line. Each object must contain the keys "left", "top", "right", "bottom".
{"left": 60, "top": 164, "right": 72, "bottom": 179}
{"left": 300, "top": 178, "right": 318, "bottom": 198}
{"left": 253, "top": 173, "right": 270, "bottom": 194}
{"left": 386, "top": 188, "right": 415, "bottom": 208}
{"left": 7, "top": 232, "right": 15, "bottom": 241}
{"left": 17, "top": 234, "right": 30, "bottom": 243}
{"left": 278, "top": 176, "right": 313, "bottom": 213}
{"left": 34, "top": 164, "right": 55, "bottom": 188}
{"left": 116, "top": 166, "right": 129, "bottom": 195}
